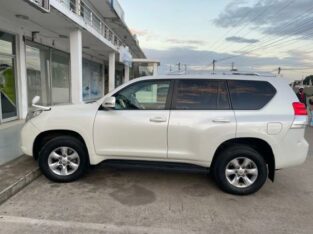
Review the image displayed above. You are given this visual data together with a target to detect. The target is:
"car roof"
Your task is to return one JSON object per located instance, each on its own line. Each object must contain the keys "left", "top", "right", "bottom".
{"left": 135, "top": 74, "right": 280, "bottom": 82}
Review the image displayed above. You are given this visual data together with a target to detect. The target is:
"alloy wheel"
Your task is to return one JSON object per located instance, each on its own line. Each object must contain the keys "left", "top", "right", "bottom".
{"left": 225, "top": 157, "right": 258, "bottom": 188}
{"left": 48, "top": 147, "right": 80, "bottom": 176}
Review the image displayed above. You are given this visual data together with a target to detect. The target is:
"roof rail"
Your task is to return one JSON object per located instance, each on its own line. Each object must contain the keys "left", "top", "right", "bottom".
{"left": 223, "top": 71, "right": 260, "bottom": 76}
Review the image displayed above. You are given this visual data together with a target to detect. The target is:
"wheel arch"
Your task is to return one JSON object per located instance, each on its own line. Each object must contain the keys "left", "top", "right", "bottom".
{"left": 33, "top": 130, "right": 90, "bottom": 162}
{"left": 211, "top": 137, "right": 276, "bottom": 181}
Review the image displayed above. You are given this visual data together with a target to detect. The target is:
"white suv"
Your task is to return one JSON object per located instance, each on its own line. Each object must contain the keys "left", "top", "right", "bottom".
{"left": 21, "top": 75, "right": 309, "bottom": 195}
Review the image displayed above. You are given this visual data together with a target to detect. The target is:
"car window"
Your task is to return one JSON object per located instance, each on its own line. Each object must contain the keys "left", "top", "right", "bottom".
{"left": 227, "top": 80, "right": 276, "bottom": 110}
{"left": 173, "top": 79, "right": 230, "bottom": 110}
{"left": 114, "top": 80, "right": 171, "bottom": 110}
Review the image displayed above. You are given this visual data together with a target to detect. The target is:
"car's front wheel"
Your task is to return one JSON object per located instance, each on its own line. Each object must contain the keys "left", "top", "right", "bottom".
{"left": 38, "top": 136, "right": 89, "bottom": 182}
{"left": 212, "top": 145, "right": 268, "bottom": 195}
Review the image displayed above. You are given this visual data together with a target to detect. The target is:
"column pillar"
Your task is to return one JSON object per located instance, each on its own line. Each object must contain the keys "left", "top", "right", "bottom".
{"left": 109, "top": 52, "right": 115, "bottom": 92}
{"left": 75, "top": 0, "right": 81, "bottom": 15}
{"left": 70, "top": 30, "right": 83, "bottom": 104}
{"left": 17, "top": 33, "right": 28, "bottom": 119}
{"left": 153, "top": 63, "right": 158, "bottom": 76}
{"left": 124, "top": 65, "right": 129, "bottom": 83}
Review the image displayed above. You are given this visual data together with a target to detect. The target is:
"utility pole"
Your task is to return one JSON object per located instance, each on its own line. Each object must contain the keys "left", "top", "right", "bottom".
{"left": 230, "top": 62, "right": 237, "bottom": 71}
{"left": 278, "top": 67, "right": 281, "bottom": 75}
{"left": 212, "top": 59, "right": 216, "bottom": 74}
{"left": 177, "top": 62, "right": 181, "bottom": 71}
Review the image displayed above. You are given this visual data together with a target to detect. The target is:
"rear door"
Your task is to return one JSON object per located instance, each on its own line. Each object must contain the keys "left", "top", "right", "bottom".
{"left": 167, "top": 79, "right": 236, "bottom": 163}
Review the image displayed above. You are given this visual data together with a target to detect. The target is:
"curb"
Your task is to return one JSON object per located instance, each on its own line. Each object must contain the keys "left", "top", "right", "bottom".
{"left": 0, "top": 168, "right": 41, "bottom": 205}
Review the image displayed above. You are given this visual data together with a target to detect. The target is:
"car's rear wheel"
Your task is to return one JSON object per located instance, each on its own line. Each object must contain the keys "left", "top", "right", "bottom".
{"left": 38, "top": 136, "right": 89, "bottom": 182}
{"left": 212, "top": 145, "right": 267, "bottom": 195}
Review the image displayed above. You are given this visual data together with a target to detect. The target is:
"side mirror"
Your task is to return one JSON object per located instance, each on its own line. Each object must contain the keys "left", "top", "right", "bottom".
{"left": 102, "top": 96, "right": 116, "bottom": 109}
{"left": 31, "top": 96, "right": 51, "bottom": 110}
{"left": 32, "top": 96, "right": 40, "bottom": 105}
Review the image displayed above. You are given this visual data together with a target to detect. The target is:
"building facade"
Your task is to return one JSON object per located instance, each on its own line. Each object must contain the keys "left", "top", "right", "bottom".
{"left": 0, "top": 0, "right": 158, "bottom": 164}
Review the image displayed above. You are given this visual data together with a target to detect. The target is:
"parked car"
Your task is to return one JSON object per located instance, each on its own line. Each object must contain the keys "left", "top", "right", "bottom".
{"left": 21, "top": 75, "right": 309, "bottom": 195}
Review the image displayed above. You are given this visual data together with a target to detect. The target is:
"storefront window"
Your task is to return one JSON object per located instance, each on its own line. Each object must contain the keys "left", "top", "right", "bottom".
{"left": 132, "top": 62, "right": 154, "bottom": 79}
{"left": 51, "top": 50, "right": 70, "bottom": 104}
{"left": 26, "top": 45, "right": 50, "bottom": 107}
{"left": 83, "top": 59, "right": 103, "bottom": 101}
{"left": 115, "top": 64, "right": 124, "bottom": 88}
{"left": 0, "top": 32, "right": 17, "bottom": 122}
{"left": 0, "top": 32, "right": 15, "bottom": 55}
{"left": 26, "top": 42, "right": 71, "bottom": 107}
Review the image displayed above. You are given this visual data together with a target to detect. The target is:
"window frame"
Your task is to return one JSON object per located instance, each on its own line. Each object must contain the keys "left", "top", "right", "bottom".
{"left": 170, "top": 79, "right": 232, "bottom": 111}
{"left": 0, "top": 31, "right": 19, "bottom": 124}
{"left": 107, "top": 79, "right": 175, "bottom": 111}
{"left": 25, "top": 40, "right": 72, "bottom": 107}
{"left": 226, "top": 79, "right": 277, "bottom": 111}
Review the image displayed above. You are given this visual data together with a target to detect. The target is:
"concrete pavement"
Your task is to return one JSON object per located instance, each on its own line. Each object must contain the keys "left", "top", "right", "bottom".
{"left": 0, "top": 128, "right": 312, "bottom": 234}
{"left": 0, "top": 156, "right": 40, "bottom": 205}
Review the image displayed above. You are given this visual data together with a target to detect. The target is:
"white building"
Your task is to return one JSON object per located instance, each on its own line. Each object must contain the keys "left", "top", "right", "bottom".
{"left": 0, "top": 0, "right": 159, "bottom": 164}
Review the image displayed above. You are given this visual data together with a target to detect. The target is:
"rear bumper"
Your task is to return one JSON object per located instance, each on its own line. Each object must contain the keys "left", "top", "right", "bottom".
{"left": 20, "top": 121, "right": 40, "bottom": 157}
{"left": 275, "top": 136, "right": 309, "bottom": 169}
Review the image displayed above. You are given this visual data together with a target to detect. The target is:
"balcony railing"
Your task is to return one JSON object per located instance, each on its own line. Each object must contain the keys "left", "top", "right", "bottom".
{"left": 55, "top": 0, "right": 124, "bottom": 48}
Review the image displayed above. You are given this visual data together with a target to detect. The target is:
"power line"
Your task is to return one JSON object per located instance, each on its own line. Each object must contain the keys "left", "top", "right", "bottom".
{"left": 216, "top": 17, "right": 313, "bottom": 62}
{"left": 220, "top": 3, "right": 313, "bottom": 58}
{"left": 240, "top": 14, "right": 313, "bottom": 53}
{"left": 214, "top": 1, "right": 275, "bottom": 52}
{"left": 215, "top": 2, "right": 313, "bottom": 62}
{"left": 219, "top": 0, "right": 296, "bottom": 53}
{"left": 208, "top": 7, "right": 254, "bottom": 51}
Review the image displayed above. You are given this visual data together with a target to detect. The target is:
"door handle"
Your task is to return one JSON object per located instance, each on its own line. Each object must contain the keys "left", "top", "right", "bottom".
{"left": 150, "top": 117, "right": 167, "bottom": 123}
{"left": 212, "top": 118, "right": 231, "bottom": 123}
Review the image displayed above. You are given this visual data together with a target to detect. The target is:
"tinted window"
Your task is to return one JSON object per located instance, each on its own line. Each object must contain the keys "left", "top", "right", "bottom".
{"left": 173, "top": 80, "right": 230, "bottom": 110}
{"left": 228, "top": 80, "right": 276, "bottom": 110}
{"left": 114, "top": 80, "right": 170, "bottom": 110}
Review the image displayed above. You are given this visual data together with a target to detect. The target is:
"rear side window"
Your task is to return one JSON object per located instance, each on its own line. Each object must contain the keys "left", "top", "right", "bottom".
{"left": 173, "top": 79, "right": 230, "bottom": 110}
{"left": 228, "top": 80, "right": 276, "bottom": 110}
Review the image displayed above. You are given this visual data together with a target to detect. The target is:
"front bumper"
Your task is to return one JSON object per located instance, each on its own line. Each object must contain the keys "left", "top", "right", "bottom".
{"left": 20, "top": 121, "right": 40, "bottom": 157}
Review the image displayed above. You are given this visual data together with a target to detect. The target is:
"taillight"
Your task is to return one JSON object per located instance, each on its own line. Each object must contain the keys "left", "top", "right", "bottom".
{"left": 293, "top": 102, "right": 307, "bottom": 116}
{"left": 291, "top": 102, "right": 308, "bottom": 128}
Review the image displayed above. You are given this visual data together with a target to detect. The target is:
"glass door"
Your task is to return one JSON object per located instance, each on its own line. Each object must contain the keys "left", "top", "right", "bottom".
{"left": 51, "top": 50, "right": 70, "bottom": 105}
{"left": 26, "top": 44, "right": 50, "bottom": 107}
{"left": 0, "top": 32, "right": 18, "bottom": 123}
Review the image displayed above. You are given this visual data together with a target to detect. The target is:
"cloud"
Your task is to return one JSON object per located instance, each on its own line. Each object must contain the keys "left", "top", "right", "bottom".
{"left": 226, "top": 36, "right": 259, "bottom": 44}
{"left": 166, "top": 38, "right": 206, "bottom": 46}
{"left": 214, "top": 0, "right": 313, "bottom": 37}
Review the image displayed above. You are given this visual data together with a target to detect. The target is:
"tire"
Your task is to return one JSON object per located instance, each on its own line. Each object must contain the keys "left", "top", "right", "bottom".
{"left": 38, "top": 136, "right": 89, "bottom": 182}
{"left": 212, "top": 144, "right": 268, "bottom": 195}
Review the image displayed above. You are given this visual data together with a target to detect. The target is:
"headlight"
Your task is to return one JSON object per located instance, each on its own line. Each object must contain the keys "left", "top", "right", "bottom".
{"left": 26, "top": 109, "right": 43, "bottom": 122}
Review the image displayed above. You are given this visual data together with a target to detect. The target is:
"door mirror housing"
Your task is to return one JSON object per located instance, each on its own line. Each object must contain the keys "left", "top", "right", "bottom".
{"left": 102, "top": 96, "right": 116, "bottom": 109}
{"left": 32, "top": 96, "right": 40, "bottom": 105}
{"left": 31, "top": 96, "right": 51, "bottom": 110}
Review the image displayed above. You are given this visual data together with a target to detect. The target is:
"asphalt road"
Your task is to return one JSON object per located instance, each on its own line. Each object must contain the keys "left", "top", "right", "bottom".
{"left": 0, "top": 128, "right": 312, "bottom": 234}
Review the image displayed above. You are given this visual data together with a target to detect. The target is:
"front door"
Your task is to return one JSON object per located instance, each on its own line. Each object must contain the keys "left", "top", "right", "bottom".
{"left": 94, "top": 79, "right": 172, "bottom": 159}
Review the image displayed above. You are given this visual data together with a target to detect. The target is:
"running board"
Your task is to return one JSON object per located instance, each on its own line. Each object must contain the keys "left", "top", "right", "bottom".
{"left": 102, "top": 160, "right": 210, "bottom": 174}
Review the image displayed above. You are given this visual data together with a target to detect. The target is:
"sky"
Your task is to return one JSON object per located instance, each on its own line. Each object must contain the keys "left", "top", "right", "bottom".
{"left": 119, "top": 0, "right": 313, "bottom": 82}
